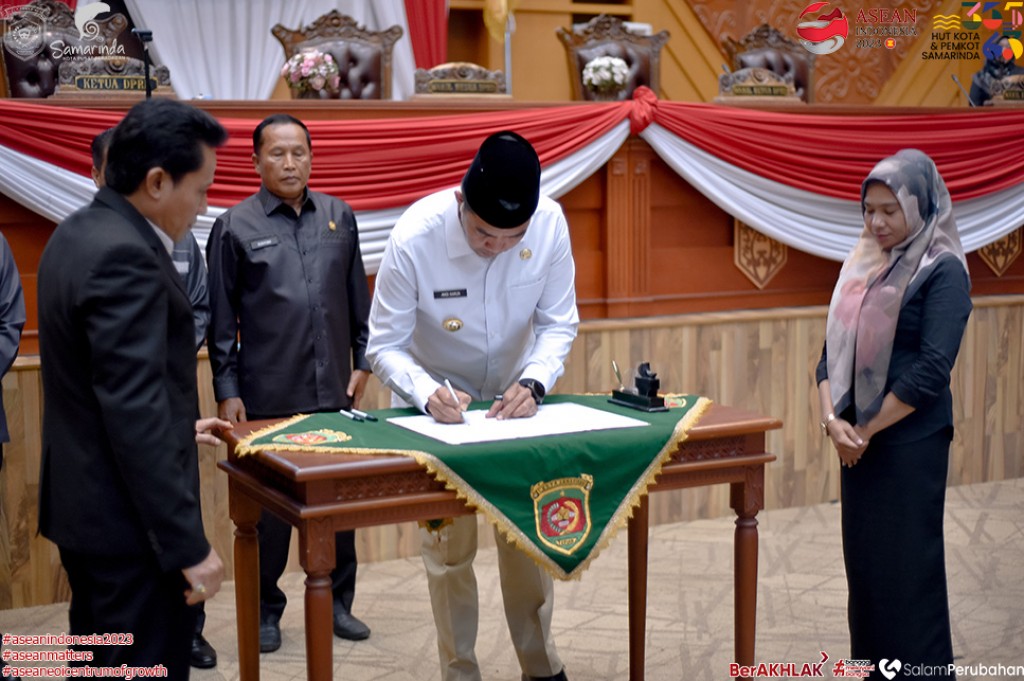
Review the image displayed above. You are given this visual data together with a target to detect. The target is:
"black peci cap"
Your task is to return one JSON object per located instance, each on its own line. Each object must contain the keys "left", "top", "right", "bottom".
{"left": 461, "top": 130, "right": 541, "bottom": 228}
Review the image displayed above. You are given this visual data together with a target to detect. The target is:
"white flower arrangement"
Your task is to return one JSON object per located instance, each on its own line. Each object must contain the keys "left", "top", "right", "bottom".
{"left": 281, "top": 48, "right": 341, "bottom": 98}
{"left": 582, "top": 55, "right": 629, "bottom": 95}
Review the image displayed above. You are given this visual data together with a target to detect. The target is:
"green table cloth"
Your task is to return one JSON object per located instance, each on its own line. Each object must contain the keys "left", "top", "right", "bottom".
{"left": 235, "top": 394, "right": 710, "bottom": 579}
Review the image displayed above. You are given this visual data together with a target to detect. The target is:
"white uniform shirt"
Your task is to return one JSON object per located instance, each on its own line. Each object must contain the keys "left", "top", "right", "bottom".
{"left": 367, "top": 189, "right": 579, "bottom": 413}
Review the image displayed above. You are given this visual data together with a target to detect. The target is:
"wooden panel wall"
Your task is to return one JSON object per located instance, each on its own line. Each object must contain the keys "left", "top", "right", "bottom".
{"left": 3, "top": 295, "right": 1021, "bottom": 609}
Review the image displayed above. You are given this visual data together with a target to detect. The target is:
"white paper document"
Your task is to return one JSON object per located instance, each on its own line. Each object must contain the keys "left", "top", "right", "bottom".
{"left": 386, "top": 401, "right": 650, "bottom": 446}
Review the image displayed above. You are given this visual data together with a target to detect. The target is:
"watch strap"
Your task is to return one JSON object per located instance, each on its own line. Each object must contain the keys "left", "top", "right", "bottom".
{"left": 518, "top": 378, "right": 545, "bottom": 405}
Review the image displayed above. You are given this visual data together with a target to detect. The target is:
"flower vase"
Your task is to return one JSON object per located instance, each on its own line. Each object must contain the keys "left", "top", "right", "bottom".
{"left": 588, "top": 89, "right": 625, "bottom": 102}
{"left": 295, "top": 89, "right": 329, "bottom": 100}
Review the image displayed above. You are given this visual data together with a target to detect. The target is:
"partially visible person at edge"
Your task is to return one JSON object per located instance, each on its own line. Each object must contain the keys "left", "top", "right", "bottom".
{"left": 969, "top": 34, "right": 1024, "bottom": 106}
{"left": 0, "top": 229, "right": 26, "bottom": 681}
{"left": 37, "top": 98, "right": 230, "bottom": 678}
{"left": 366, "top": 130, "right": 578, "bottom": 681}
{"left": 816, "top": 149, "right": 971, "bottom": 681}
{"left": 206, "top": 113, "right": 372, "bottom": 653}
{"left": 92, "top": 127, "right": 217, "bottom": 670}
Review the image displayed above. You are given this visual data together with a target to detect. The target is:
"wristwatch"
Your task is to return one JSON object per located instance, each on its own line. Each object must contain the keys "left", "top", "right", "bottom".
{"left": 518, "top": 378, "right": 546, "bottom": 405}
{"left": 820, "top": 412, "right": 837, "bottom": 436}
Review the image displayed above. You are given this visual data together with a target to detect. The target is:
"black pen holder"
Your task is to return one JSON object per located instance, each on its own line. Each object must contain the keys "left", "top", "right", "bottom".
{"left": 609, "top": 389, "right": 668, "bottom": 413}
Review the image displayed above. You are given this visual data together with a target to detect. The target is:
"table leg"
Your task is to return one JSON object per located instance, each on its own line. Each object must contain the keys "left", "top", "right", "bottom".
{"left": 730, "top": 466, "right": 765, "bottom": 681}
{"left": 304, "top": 571, "right": 333, "bottom": 681}
{"left": 230, "top": 481, "right": 262, "bottom": 681}
{"left": 627, "top": 494, "right": 650, "bottom": 681}
{"left": 300, "top": 517, "right": 336, "bottom": 681}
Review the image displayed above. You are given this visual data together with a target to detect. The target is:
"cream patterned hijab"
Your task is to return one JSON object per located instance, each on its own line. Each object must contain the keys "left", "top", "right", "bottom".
{"left": 825, "top": 149, "right": 968, "bottom": 423}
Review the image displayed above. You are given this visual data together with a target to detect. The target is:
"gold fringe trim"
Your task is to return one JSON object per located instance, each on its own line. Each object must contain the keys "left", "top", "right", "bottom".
{"left": 400, "top": 396, "right": 713, "bottom": 581}
{"left": 554, "top": 395, "right": 713, "bottom": 579}
{"left": 234, "top": 414, "right": 432, "bottom": 460}
{"left": 231, "top": 398, "right": 713, "bottom": 583}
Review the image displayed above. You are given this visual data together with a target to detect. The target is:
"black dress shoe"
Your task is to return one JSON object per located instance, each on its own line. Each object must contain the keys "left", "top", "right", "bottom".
{"left": 189, "top": 633, "right": 217, "bottom": 669}
{"left": 522, "top": 670, "right": 568, "bottom": 681}
{"left": 259, "top": 618, "right": 282, "bottom": 653}
{"left": 332, "top": 610, "right": 370, "bottom": 641}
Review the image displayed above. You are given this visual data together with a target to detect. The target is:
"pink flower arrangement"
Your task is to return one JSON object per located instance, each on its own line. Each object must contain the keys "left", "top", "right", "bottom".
{"left": 281, "top": 49, "right": 341, "bottom": 98}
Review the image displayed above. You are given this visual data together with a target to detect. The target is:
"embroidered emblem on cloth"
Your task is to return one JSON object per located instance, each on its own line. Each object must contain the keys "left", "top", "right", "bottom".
{"left": 532, "top": 474, "right": 593, "bottom": 556}
{"left": 272, "top": 429, "right": 352, "bottom": 446}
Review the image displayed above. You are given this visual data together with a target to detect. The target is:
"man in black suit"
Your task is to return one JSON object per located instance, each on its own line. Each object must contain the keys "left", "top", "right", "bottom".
{"left": 37, "top": 98, "right": 227, "bottom": 678}
{"left": 91, "top": 128, "right": 218, "bottom": 670}
{"left": 0, "top": 230, "right": 25, "bottom": 681}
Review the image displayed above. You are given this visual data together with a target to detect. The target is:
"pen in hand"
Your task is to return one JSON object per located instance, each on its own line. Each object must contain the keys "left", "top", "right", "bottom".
{"left": 443, "top": 378, "right": 465, "bottom": 422}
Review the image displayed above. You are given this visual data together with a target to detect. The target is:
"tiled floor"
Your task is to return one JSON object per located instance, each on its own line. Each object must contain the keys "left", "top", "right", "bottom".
{"left": 2, "top": 478, "right": 1022, "bottom": 680}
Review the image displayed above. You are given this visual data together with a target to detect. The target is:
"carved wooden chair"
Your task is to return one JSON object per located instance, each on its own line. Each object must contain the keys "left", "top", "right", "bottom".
{"left": 556, "top": 14, "right": 669, "bottom": 101}
{"left": 414, "top": 61, "right": 507, "bottom": 95}
{"left": 271, "top": 10, "right": 403, "bottom": 100}
{"left": 722, "top": 24, "right": 815, "bottom": 103}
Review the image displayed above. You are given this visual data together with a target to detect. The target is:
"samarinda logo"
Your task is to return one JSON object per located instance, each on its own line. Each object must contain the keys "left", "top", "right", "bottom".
{"left": 1, "top": 3, "right": 48, "bottom": 60}
{"left": 75, "top": 2, "right": 111, "bottom": 41}
{"left": 0, "top": 1, "right": 125, "bottom": 62}
{"left": 796, "top": 2, "right": 850, "bottom": 54}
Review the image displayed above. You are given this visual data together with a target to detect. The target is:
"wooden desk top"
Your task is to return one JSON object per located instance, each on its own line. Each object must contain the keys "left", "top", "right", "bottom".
{"left": 220, "top": 402, "right": 782, "bottom": 483}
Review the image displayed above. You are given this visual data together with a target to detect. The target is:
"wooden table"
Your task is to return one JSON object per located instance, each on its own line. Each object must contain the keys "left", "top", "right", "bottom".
{"left": 219, "top": 403, "right": 780, "bottom": 681}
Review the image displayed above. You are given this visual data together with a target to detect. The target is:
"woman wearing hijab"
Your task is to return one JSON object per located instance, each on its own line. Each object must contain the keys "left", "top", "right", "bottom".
{"left": 816, "top": 149, "right": 972, "bottom": 680}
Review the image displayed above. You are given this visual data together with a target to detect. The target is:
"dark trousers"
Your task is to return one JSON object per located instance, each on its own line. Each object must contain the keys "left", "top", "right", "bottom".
{"left": 1, "top": 445, "right": 14, "bottom": 679}
{"left": 258, "top": 509, "right": 358, "bottom": 622}
{"left": 194, "top": 603, "right": 206, "bottom": 635}
{"left": 59, "top": 547, "right": 198, "bottom": 681}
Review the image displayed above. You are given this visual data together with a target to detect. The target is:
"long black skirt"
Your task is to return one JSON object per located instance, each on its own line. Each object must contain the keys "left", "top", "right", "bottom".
{"left": 841, "top": 428, "right": 955, "bottom": 680}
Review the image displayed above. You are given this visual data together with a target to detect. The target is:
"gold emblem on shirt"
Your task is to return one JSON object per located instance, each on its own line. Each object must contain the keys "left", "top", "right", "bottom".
{"left": 442, "top": 317, "right": 463, "bottom": 332}
{"left": 520, "top": 248, "right": 533, "bottom": 260}
{"left": 328, "top": 220, "right": 337, "bottom": 231}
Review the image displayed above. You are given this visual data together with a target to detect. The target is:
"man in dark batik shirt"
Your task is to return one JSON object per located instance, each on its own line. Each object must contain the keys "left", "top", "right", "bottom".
{"left": 206, "top": 113, "right": 372, "bottom": 653}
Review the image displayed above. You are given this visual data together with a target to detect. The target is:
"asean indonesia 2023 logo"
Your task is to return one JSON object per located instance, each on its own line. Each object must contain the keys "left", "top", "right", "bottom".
{"left": 797, "top": 1, "right": 850, "bottom": 54}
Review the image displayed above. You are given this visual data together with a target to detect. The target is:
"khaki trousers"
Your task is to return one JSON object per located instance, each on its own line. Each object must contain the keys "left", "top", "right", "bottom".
{"left": 421, "top": 515, "right": 563, "bottom": 681}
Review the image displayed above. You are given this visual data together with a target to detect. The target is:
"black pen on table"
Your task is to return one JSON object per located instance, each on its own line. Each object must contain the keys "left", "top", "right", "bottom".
{"left": 350, "top": 408, "right": 378, "bottom": 422}
{"left": 338, "top": 408, "right": 365, "bottom": 422}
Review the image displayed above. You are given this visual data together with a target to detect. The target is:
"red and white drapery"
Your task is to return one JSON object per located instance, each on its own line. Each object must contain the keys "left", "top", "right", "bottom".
{"left": 1, "top": 88, "right": 1022, "bottom": 273}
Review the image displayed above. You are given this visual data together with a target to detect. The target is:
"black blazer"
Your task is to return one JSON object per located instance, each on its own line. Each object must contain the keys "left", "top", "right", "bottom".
{"left": 37, "top": 187, "right": 209, "bottom": 572}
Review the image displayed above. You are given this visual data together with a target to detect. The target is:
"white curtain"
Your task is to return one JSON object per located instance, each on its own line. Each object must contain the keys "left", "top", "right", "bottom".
{"left": 123, "top": 0, "right": 415, "bottom": 100}
{"left": 0, "top": 122, "right": 627, "bottom": 273}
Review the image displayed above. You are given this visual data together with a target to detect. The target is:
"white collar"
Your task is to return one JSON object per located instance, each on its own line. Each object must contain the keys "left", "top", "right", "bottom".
{"left": 146, "top": 219, "right": 175, "bottom": 256}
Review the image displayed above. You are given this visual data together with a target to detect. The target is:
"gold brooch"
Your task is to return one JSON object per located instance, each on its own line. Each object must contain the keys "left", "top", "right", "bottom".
{"left": 328, "top": 220, "right": 337, "bottom": 231}
{"left": 520, "top": 248, "right": 532, "bottom": 260}
{"left": 442, "top": 317, "right": 463, "bottom": 332}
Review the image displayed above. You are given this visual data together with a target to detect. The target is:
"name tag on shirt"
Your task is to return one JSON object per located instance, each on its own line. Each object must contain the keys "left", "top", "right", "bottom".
{"left": 249, "top": 236, "right": 279, "bottom": 251}
{"left": 434, "top": 289, "right": 468, "bottom": 299}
